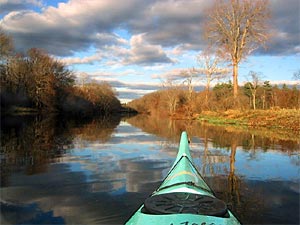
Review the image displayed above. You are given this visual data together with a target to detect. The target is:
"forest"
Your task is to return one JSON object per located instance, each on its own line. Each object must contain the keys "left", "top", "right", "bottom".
{"left": 127, "top": 80, "right": 300, "bottom": 117}
{"left": 0, "top": 30, "right": 121, "bottom": 116}
{"left": 127, "top": 0, "right": 299, "bottom": 120}
{"left": 2, "top": 27, "right": 299, "bottom": 121}
{"left": 2, "top": 0, "right": 300, "bottom": 121}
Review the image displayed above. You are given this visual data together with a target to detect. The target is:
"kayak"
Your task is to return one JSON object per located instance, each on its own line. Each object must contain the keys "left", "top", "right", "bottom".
{"left": 125, "top": 131, "right": 242, "bottom": 225}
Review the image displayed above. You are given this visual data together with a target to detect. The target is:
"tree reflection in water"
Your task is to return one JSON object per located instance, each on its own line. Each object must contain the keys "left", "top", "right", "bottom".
{"left": 127, "top": 114, "right": 299, "bottom": 224}
{"left": 1, "top": 113, "right": 299, "bottom": 224}
{"left": 228, "top": 141, "right": 240, "bottom": 209}
{"left": 0, "top": 115, "right": 121, "bottom": 187}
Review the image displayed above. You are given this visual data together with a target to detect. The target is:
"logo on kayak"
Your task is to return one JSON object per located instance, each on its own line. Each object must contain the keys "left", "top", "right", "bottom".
{"left": 170, "top": 222, "right": 219, "bottom": 225}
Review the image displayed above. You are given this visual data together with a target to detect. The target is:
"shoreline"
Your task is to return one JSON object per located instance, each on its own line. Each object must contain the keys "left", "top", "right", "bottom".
{"left": 195, "top": 109, "right": 300, "bottom": 143}
{"left": 197, "top": 109, "right": 300, "bottom": 131}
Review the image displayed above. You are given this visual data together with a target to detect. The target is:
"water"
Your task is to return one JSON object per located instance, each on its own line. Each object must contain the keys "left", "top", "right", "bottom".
{"left": 1, "top": 114, "right": 299, "bottom": 225}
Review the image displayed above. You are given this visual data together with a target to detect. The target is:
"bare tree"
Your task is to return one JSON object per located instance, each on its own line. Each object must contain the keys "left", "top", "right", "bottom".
{"left": 0, "top": 29, "right": 14, "bottom": 60}
{"left": 193, "top": 50, "right": 230, "bottom": 102}
{"left": 181, "top": 69, "right": 195, "bottom": 102}
{"left": 245, "top": 71, "right": 262, "bottom": 110}
{"left": 0, "top": 30, "right": 14, "bottom": 90}
{"left": 78, "top": 72, "right": 89, "bottom": 86}
{"left": 204, "top": 0, "right": 270, "bottom": 99}
{"left": 293, "top": 69, "right": 300, "bottom": 81}
{"left": 25, "top": 48, "right": 74, "bottom": 109}
{"left": 179, "top": 69, "right": 199, "bottom": 118}
{"left": 162, "top": 79, "right": 183, "bottom": 115}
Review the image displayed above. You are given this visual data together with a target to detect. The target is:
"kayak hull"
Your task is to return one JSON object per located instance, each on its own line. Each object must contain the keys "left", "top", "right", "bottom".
{"left": 126, "top": 208, "right": 240, "bottom": 225}
{"left": 125, "top": 132, "right": 241, "bottom": 225}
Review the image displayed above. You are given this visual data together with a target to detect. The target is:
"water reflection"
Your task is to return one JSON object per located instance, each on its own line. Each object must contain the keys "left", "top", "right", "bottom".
{"left": 228, "top": 140, "right": 240, "bottom": 207}
{"left": 126, "top": 114, "right": 299, "bottom": 224}
{"left": 119, "top": 158, "right": 169, "bottom": 193}
{"left": 1, "top": 115, "right": 120, "bottom": 187}
{"left": 1, "top": 114, "right": 299, "bottom": 224}
{"left": 1, "top": 200, "right": 65, "bottom": 224}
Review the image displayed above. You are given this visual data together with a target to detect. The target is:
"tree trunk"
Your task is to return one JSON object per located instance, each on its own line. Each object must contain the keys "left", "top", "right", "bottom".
{"left": 252, "top": 92, "right": 256, "bottom": 110}
{"left": 233, "top": 63, "right": 238, "bottom": 99}
{"left": 262, "top": 90, "right": 265, "bottom": 109}
{"left": 205, "top": 80, "right": 210, "bottom": 103}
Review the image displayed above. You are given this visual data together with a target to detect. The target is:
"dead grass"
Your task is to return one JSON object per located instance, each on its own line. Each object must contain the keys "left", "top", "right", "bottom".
{"left": 200, "top": 109, "right": 300, "bottom": 131}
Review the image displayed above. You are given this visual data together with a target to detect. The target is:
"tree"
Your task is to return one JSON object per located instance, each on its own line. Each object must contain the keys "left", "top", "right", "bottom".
{"left": 194, "top": 50, "right": 230, "bottom": 102}
{"left": 25, "top": 48, "right": 74, "bottom": 110}
{"left": 180, "top": 70, "right": 199, "bottom": 118}
{"left": 78, "top": 72, "right": 89, "bottom": 86}
{"left": 162, "top": 80, "right": 183, "bottom": 115}
{"left": 25, "top": 49, "right": 56, "bottom": 109}
{"left": 213, "top": 81, "right": 233, "bottom": 100}
{"left": 244, "top": 71, "right": 261, "bottom": 110}
{"left": 293, "top": 69, "right": 300, "bottom": 81}
{"left": 212, "top": 81, "right": 235, "bottom": 110}
{"left": 0, "top": 30, "right": 14, "bottom": 94}
{"left": 181, "top": 70, "right": 195, "bottom": 102}
{"left": 0, "top": 29, "right": 14, "bottom": 60}
{"left": 204, "top": 0, "right": 270, "bottom": 99}
{"left": 261, "top": 81, "right": 272, "bottom": 109}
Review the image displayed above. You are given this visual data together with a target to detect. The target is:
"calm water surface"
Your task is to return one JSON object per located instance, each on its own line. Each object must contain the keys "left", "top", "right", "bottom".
{"left": 1, "top": 115, "right": 299, "bottom": 225}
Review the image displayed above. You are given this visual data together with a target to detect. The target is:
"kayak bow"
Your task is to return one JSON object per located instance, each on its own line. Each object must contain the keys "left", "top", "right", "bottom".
{"left": 125, "top": 131, "right": 241, "bottom": 225}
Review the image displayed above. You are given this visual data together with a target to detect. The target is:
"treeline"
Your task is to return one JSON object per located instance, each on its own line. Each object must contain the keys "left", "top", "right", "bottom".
{"left": 0, "top": 30, "right": 121, "bottom": 115}
{"left": 127, "top": 80, "right": 300, "bottom": 117}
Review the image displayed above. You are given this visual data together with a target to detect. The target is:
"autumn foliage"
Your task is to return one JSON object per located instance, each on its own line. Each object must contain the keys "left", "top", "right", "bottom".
{"left": 0, "top": 30, "right": 121, "bottom": 115}
{"left": 58, "top": 83, "right": 121, "bottom": 116}
{"left": 128, "top": 81, "right": 300, "bottom": 117}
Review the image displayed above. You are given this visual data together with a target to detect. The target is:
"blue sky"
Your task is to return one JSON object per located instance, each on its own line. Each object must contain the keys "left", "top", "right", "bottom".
{"left": 0, "top": 0, "right": 299, "bottom": 102}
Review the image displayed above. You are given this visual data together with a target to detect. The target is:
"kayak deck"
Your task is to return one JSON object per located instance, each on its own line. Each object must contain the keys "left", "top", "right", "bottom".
{"left": 125, "top": 132, "right": 241, "bottom": 225}
{"left": 126, "top": 210, "right": 240, "bottom": 225}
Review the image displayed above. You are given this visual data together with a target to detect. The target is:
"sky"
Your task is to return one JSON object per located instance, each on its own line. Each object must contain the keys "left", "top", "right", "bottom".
{"left": 0, "top": 0, "right": 299, "bottom": 102}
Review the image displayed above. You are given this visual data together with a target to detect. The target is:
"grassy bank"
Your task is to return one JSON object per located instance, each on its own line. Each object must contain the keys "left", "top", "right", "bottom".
{"left": 198, "top": 109, "right": 300, "bottom": 132}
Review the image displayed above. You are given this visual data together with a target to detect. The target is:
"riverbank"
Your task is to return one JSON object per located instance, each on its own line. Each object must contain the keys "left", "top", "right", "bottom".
{"left": 1, "top": 105, "right": 138, "bottom": 118}
{"left": 198, "top": 109, "right": 300, "bottom": 132}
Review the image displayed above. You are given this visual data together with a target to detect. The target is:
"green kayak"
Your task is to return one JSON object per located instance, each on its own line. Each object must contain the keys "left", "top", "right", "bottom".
{"left": 125, "top": 131, "right": 241, "bottom": 225}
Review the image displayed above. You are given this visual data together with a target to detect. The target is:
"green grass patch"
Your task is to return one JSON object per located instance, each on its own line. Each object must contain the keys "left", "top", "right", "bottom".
{"left": 199, "top": 115, "right": 246, "bottom": 127}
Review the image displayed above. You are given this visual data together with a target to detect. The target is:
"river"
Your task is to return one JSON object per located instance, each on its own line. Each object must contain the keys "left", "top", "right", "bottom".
{"left": 1, "top": 114, "right": 299, "bottom": 225}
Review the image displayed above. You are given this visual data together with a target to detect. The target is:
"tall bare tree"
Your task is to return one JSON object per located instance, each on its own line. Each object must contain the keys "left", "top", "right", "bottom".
{"left": 204, "top": 0, "right": 270, "bottom": 99}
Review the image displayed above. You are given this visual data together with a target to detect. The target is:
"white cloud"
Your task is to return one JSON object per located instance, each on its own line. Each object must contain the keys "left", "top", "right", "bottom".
{"left": 152, "top": 68, "right": 188, "bottom": 81}
{"left": 60, "top": 52, "right": 103, "bottom": 65}
{"left": 1, "top": 0, "right": 299, "bottom": 66}
{"left": 99, "top": 33, "right": 175, "bottom": 66}
{"left": 0, "top": 0, "right": 144, "bottom": 55}
{"left": 270, "top": 80, "right": 300, "bottom": 86}
{"left": 123, "top": 33, "right": 175, "bottom": 65}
